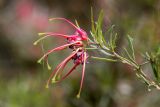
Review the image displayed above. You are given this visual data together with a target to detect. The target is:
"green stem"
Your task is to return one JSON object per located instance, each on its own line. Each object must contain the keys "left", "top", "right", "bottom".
{"left": 89, "top": 40, "right": 160, "bottom": 90}
{"left": 91, "top": 56, "right": 117, "bottom": 62}
{"left": 85, "top": 48, "right": 98, "bottom": 50}
{"left": 112, "top": 51, "right": 139, "bottom": 68}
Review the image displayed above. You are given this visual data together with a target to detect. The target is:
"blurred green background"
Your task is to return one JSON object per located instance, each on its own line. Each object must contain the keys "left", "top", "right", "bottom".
{"left": 0, "top": 0, "right": 160, "bottom": 107}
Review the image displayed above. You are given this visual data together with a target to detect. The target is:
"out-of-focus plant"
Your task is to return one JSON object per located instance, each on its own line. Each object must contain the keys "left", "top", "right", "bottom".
{"left": 34, "top": 9, "right": 160, "bottom": 98}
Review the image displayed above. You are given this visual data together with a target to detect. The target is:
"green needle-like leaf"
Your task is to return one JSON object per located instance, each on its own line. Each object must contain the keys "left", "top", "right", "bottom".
{"left": 151, "top": 60, "right": 158, "bottom": 80}
{"left": 127, "top": 35, "right": 135, "bottom": 60}
{"left": 91, "top": 7, "right": 95, "bottom": 34}
{"left": 157, "top": 46, "right": 160, "bottom": 55}
{"left": 91, "top": 9, "right": 107, "bottom": 47}
{"left": 75, "top": 20, "right": 80, "bottom": 28}
{"left": 91, "top": 56, "right": 117, "bottom": 62}
{"left": 124, "top": 47, "right": 135, "bottom": 62}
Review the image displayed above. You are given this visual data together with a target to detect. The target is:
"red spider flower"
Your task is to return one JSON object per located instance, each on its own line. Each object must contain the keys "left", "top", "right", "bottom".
{"left": 34, "top": 18, "right": 89, "bottom": 98}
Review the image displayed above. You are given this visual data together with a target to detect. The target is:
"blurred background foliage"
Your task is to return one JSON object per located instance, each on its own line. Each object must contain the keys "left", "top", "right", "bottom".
{"left": 0, "top": 0, "right": 160, "bottom": 107}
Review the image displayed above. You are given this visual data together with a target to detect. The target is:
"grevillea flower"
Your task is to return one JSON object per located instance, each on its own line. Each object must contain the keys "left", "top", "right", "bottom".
{"left": 34, "top": 18, "right": 89, "bottom": 98}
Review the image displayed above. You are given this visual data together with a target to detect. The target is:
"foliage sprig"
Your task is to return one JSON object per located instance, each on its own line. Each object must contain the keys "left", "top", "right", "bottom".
{"left": 89, "top": 10, "right": 160, "bottom": 91}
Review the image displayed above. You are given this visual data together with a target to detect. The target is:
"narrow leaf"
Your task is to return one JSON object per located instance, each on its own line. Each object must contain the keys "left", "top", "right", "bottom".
{"left": 75, "top": 20, "right": 80, "bottom": 28}
{"left": 91, "top": 56, "right": 117, "bottom": 62}
{"left": 127, "top": 35, "right": 135, "bottom": 60}
{"left": 124, "top": 48, "right": 134, "bottom": 61}
{"left": 157, "top": 46, "right": 160, "bottom": 55}
{"left": 150, "top": 57, "right": 159, "bottom": 81}
{"left": 95, "top": 10, "right": 104, "bottom": 43}
{"left": 91, "top": 7, "right": 95, "bottom": 34}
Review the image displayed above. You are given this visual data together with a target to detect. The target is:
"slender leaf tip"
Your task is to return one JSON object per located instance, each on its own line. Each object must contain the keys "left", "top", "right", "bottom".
{"left": 75, "top": 20, "right": 80, "bottom": 28}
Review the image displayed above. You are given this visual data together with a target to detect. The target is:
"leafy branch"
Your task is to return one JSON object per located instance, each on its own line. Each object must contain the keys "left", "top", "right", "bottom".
{"left": 88, "top": 10, "right": 160, "bottom": 91}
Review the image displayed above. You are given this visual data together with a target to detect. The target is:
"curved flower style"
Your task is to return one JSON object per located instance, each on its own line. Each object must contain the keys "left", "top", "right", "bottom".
{"left": 34, "top": 18, "right": 89, "bottom": 98}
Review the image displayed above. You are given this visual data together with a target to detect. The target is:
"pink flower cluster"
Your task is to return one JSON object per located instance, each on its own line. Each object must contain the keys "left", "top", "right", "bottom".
{"left": 34, "top": 18, "right": 89, "bottom": 98}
